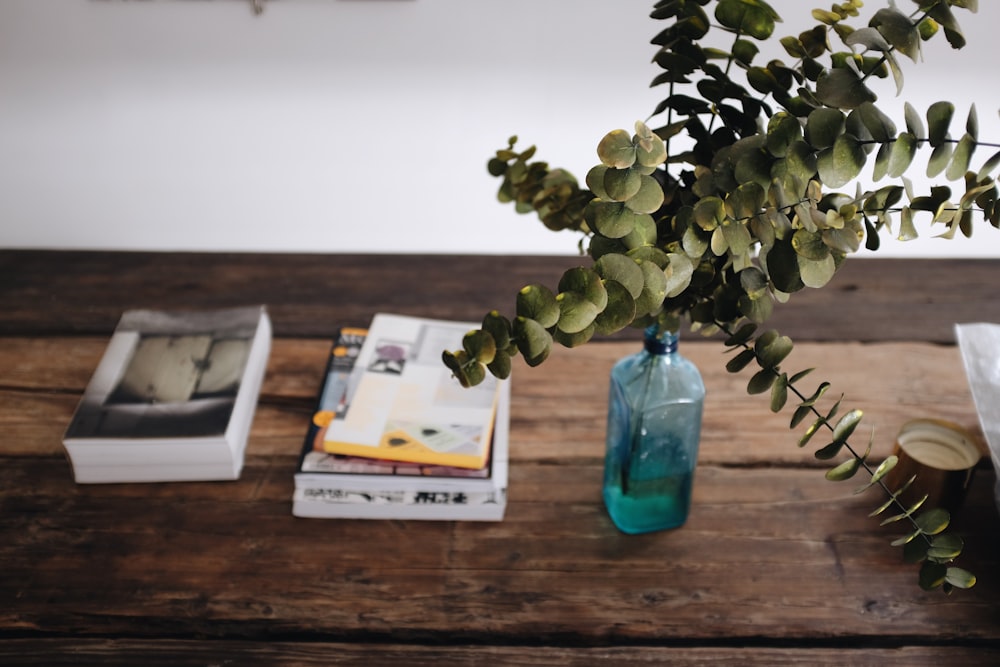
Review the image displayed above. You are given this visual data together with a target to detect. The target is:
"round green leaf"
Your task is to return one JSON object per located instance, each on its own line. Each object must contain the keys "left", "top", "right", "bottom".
{"left": 462, "top": 329, "right": 497, "bottom": 364}
{"left": 585, "top": 165, "right": 610, "bottom": 200}
{"left": 558, "top": 267, "right": 608, "bottom": 310}
{"left": 552, "top": 322, "right": 596, "bottom": 348}
{"left": 755, "top": 329, "right": 793, "bottom": 368}
{"left": 512, "top": 316, "right": 553, "bottom": 367}
{"left": 593, "top": 280, "right": 636, "bottom": 335}
{"left": 798, "top": 253, "right": 837, "bottom": 289}
{"left": 664, "top": 253, "right": 696, "bottom": 298}
{"left": 766, "top": 112, "right": 802, "bottom": 157}
{"left": 442, "top": 349, "right": 480, "bottom": 388}
{"left": 586, "top": 200, "right": 642, "bottom": 239}
{"left": 715, "top": 0, "right": 778, "bottom": 40}
{"left": 604, "top": 167, "right": 642, "bottom": 202}
{"left": 919, "top": 561, "right": 948, "bottom": 590}
{"left": 487, "top": 350, "right": 512, "bottom": 380}
{"left": 633, "top": 260, "right": 668, "bottom": 316}
{"left": 915, "top": 508, "right": 951, "bottom": 536}
{"left": 625, "top": 175, "right": 665, "bottom": 214}
{"left": 516, "top": 284, "right": 560, "bottom": 328}
{"left": 597, "top": 129, "right": 637, "bottom": 169}
{"left": 817, "top": 135, "right": 865, "bottom": 188}
{"left": 815, "top": 67, "right": 876, "bottom": 109}
{"left": 805, "top": 107, "right": 846, "bottom": 150}
{"left": 595, "top": 253, "right": 645, "bottom": 299}
{"left": 482, "top": 311, "right": 512, "bottom": 352}
{"left": 555, "top": 291, "right": 600, "bottom": 334}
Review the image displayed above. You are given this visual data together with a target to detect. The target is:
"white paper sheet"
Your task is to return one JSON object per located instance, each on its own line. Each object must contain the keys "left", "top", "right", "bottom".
{"left": 955, "top": 322, "right": 1000, "bottom": 514}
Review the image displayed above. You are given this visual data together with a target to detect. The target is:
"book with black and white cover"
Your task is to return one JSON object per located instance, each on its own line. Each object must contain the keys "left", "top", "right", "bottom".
{"left": 62, "top": 306, "right": 271, "bottom": 483}
{"left": 292, "top": 324, "right": 508, "bottom": 521}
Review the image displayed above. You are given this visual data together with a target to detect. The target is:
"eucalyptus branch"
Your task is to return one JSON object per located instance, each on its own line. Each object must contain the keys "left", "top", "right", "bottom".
{"left": 716, "top": 319, "right": 976, "bottom": 593}
{"left": 442, "top": 0, "right": 992, "bottom": 594}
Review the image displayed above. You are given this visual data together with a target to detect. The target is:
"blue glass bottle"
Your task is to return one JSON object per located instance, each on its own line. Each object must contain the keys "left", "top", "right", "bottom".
{"left": 603, "top": 325, "right": 705, "bottom": 534}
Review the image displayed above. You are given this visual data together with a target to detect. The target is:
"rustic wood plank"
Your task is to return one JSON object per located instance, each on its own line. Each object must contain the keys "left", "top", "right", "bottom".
{"left": 2, "top": 250, "right": 998, "bottom": 342}
{"left": 0, "top": 336, "right": 982, "bottom": 470}
{"left": 2, "top": 456, "right": 997, "bottom": 643}
{"left": 1, "top": 640, "right": 999, "bottom": 667}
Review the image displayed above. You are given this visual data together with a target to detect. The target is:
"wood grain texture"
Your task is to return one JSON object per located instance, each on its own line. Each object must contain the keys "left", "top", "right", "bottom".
{"left": 1, "top": 251, "right": 999, "bottom": 663}
{"left": 3, "top": 641, "right": 1000, "bottom": 667}
{"left": 2, "top": 250, "right": 998, "bottom": 341}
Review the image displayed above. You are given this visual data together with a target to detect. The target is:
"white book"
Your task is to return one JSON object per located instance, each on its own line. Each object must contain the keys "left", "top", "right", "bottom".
{"left": 293, "top": 322, "right": 509, "bottom": 521}
{"left": 62, "top": 306, "right": 271, "bottom": 483}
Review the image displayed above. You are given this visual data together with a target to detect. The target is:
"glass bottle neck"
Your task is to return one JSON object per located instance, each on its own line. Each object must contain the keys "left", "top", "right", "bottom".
{"left": 643, "top": 324, "right": 678, "bottom": 355}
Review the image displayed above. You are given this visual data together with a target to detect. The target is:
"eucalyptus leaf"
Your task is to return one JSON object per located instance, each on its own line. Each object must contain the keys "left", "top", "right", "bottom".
{"left": 927, "top": 101, "right": 955, "bottom": 147}
{"left": 805, "top": 107, "right": 846, "bottom": 150}
{"left": 516, "top": 284, "right": 560, "bottom": 328}
{"left": 604, "top": 167, "right": 642, "bottom": 201}
{"left": 919, "top": 561, "right": 948, "bottom": 590}
{"left": 814, "top": 440, "right": 846, "bottom": 461}
{"left": 664, "top": 253, "right": 696, "bottom": 298}
{"left": 559, "top": 267, "right": 609, "bottom": 310}
{"left": 817, "top": 134, "right": 865, "bottom": 188}
{"left": 770, "top": 372, "right": 788, "bottom": 412}
{"left": 815, "top": 67, "right": 876, "bottom": 109}
{"left": 463, "top": 329, "right": 497, "bottom": 365}
{"left": 726, "top": 348, "right": 757, "bottom": 373}
{"left": 798, "top": 253, "right": 837, "bottom": 288}
{"left": 915, "top": 508, "right": 951, "bottom": 536}
{"left": 633, "top": 260, "right": 669, "bottom": 316}
{"left": 927, "top": 534, "right": 964, "bottom": 561}
{"left": 755, "top": 329, "right": 793, "bottom": 368}
{"left": 626, "top": 174, "right": 666, "bottom": 214}
{"left": 586, "top": 200, "right": 637, "bottom": 239}
{"left": 595, "top": 253, "right": 645, "bottom": 299}
{"left": 946, "top": 133, "right": 976, "bottom": 181}
{"left": 486, "top": 349, "right": 512, "bottom": 380}
{"left": 826, "top": 456, "right": 863, "bottom": 481}
{"left": 832, "top": 408, "right": 863, "bottom": 443}
{"left": 715, "top": 0, "right": 779, "bottom": 40}
{"left": 945, "top": 567, "right": 977, "bottom": 589}
{"left": 871, "top": 7, "right": 921, "bottom": 61}
{"left": 593, "top": 280, "right": 636, "bottom": 335}
{"left": 748, "top": 368, "right": 778, "bottom": 395}
{"left": 597, "top": 129, "right": 637, "bottom": 168}
{"left": 555, "top": 291, "right": 600, "bottom": 334}
{"left": 512, "top": 316, "right": 552, "bottom": 367}
{"left": 724, "top": 322, "right": 758, "bottom": 347}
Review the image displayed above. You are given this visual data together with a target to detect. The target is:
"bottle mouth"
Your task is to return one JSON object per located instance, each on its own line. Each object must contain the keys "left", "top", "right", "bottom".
{"left": 644, "top": 325, "right": 678, "bottom": 354}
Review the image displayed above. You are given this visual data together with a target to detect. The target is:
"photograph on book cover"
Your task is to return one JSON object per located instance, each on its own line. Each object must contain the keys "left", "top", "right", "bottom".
{"left": 322, "top": 315, "right": 500, "bottom": 470}
{"left": 65, "top": 308, "right": 263, "bottom": 440}
{"left": 300, "top": 327, "right": 491, "bottom": 479}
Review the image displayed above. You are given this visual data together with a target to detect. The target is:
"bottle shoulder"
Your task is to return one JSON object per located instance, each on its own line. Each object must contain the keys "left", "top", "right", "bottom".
{"left": 610, "top": 350, "right": 705, "bottom": 400}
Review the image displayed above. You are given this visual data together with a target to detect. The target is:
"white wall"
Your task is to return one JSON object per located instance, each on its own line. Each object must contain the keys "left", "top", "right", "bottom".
{"left": 1, "top": 0, "right": 998, "bottom": 257}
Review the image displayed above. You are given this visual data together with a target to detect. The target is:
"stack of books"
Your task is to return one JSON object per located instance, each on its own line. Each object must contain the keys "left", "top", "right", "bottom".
{"left": 293, "top": 313, "right": 509, "bottom": 521}
{"left": 62, "top": 306, "right": 272, "bottom": 483}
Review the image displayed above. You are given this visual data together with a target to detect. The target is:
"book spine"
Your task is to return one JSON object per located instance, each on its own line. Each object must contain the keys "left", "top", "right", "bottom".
{"left": 294, "top": 486, "right": 504, "bottom": 507}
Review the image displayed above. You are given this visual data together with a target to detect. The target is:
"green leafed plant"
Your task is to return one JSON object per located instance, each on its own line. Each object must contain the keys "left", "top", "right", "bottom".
{"left": 443, "top": 0, "right": 995, "bottom": 592}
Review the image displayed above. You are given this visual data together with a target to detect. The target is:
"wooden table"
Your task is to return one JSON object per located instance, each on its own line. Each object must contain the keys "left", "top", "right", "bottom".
{"left": 2, "top": 250, "right": 999, "bottom": 666}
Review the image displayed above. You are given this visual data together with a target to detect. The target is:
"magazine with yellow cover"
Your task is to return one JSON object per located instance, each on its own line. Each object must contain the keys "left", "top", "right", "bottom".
{"left": 322, "top": 313, "right": 501, "bottom": 470}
